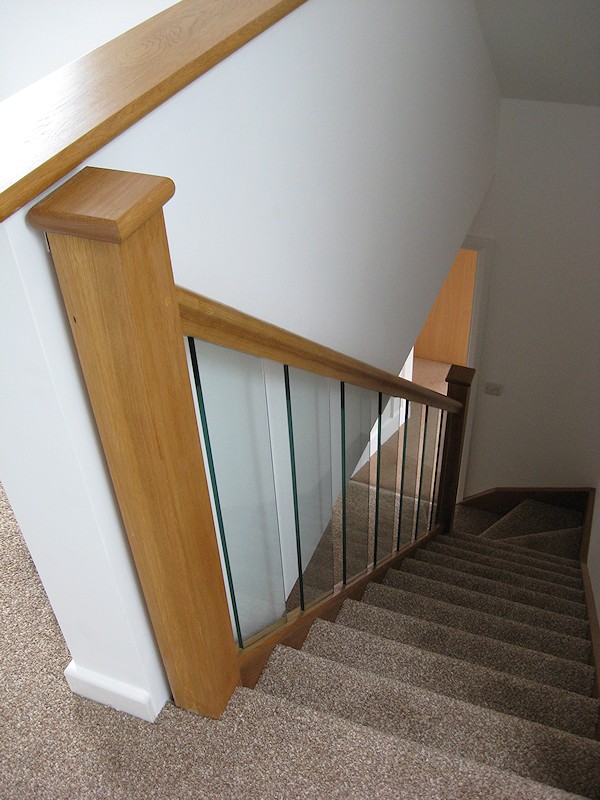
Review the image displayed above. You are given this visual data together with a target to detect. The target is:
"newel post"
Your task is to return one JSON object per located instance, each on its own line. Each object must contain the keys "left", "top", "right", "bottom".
{"left": 28, "top": 167, "right": 240, "bottom": 718}
{"left": 435, "top": 365, "right": 476, "bottom": 532}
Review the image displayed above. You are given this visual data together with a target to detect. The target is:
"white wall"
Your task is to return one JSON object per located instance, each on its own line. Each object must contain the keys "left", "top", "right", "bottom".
{"left": 466, "top": 99, "right": 600, "bottom": 614}
{"left": 0, "top": 0, "right": 499, "bottom": 718}
{"left": 0, "top": 0, "right": 176, "bottom": 101}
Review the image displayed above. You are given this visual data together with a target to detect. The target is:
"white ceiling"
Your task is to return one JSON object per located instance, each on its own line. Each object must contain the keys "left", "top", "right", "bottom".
{"left": 474, "top": 0, "right": 600, "bottom": 107}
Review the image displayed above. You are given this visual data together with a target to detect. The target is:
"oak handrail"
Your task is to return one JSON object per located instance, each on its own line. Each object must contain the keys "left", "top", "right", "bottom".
{"left": 177, "top": 286, "right": 462, "bottom": 413}
{"left": 0, "top": 0, "right": 308, "bottom": 222}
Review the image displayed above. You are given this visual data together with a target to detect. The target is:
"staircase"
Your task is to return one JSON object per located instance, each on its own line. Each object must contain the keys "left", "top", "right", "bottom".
{"left": 239, "top": 499, "right": 600, "bottom": 799}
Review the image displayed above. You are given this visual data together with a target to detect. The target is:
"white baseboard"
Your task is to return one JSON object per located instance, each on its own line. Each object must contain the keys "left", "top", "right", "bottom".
{"left": 64, "top": 660, "right": 163, "bottom": 722}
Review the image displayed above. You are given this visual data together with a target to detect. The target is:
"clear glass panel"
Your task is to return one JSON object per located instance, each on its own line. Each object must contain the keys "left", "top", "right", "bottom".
{"left": 373, "top": 394, "right": 401, "bottom": 563}
{"left": 286, "top": 367, "right": 334, "bottom": 609}
{"left": 341, "top": 383, "right": 377, "bottom": 582}
{"left": 398, "top": 401, "right": 424, "bottom": 545}
{"left": 416, "top": 405, "right": 441, "bottom": 536}
{"left": 190, "top": 339, "right": 285, "bottom": 644}
{"left": 430, "top": 409, "right": 447, "bottom": 526}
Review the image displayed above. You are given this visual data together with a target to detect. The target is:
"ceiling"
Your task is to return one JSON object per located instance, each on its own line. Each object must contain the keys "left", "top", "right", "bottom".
{"left": 474, "top": 0, "right": 600, "bottom": 107}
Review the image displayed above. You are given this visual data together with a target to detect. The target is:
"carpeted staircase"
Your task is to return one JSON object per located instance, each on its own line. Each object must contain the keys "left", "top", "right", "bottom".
{"left": 246, "top": 499, "right": 600, "bottom": 799}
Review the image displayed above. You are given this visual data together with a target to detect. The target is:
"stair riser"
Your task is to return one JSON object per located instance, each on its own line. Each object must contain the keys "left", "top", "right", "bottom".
{"left": 414, "top": 549, "right": 585, "bottom": 602}
{"left": 453, "top": 532, "right": 581, "bottom": 570}
{"left": 336, "top": 600, "right": 595, "bottom": 695}
{"left": 303, "top": 620, "right": 600, "bottom": 738}
{"left": 257, "top": 647, "right": 600, "bottom": 798}
{"left": 426, "top": 539, "right": 583, "bottom": 589}
{"left": 361, "top": 583, "right": 592, "bottom": 663}
{"left": 398, "top": 560, "right": 588, "bottom": 621}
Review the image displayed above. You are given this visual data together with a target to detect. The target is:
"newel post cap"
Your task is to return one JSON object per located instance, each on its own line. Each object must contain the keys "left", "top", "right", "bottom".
{"left": 27, "top": 166, "right": 176, "bottom": 243}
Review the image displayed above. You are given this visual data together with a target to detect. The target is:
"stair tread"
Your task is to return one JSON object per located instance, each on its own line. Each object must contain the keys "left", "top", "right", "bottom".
{"left": 398, "top": 558, "right": 587, "bottom": 619}
{"left": 303, "top": 618, "right": 599, "bottom": 737}
{"left": 361, "top": 582, "right": 591, "bottom": 662}
{"left": 452, "top": 504, "right": 503, "bottom": 535}
{"left": 256, "top": 646, "right": 600, "bottom": 798}
{"left": 425, "top": 538, "right": 583, "bottom": 589}
{"left": 226, "top": 688, "right": 582, "bottom": 799}
{"left": 500, "top": 526, "right": 583, "bottom": 561}
{"left": 336, "top": 599, "right": 595, "bottom": 695}
{"left": 386, "top": 566, "right": 589, "bottom": 636}
{"left": 452, "top": 530, "right": 582, "bottom": 570}
{"left": 479, "top": 500, "right": 583, "bottom": 541}
{"left": 413, "top": 548, "right": 585, "bottom": 603}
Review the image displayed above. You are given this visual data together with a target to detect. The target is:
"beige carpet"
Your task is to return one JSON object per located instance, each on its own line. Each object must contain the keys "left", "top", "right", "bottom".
{"left": 0, "top": 482, "right": 446, "bottom": 800}
{"left": 4, "top": 482, "right": 580, "bottom": 800}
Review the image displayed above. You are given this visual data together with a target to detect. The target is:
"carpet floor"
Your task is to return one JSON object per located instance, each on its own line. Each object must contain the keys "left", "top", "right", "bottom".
{"left": 2, "top": 480, "right": 598, "bottom": 798}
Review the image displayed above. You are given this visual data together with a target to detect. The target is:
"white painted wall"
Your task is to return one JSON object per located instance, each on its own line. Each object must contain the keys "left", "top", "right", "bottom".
{"left": 0, "top": 0, "right": 176, "bottom": 101}
{"left": 0, "top": 0, "right": 499, "bottom": 718}
{"left": 466, "top": 99, "right": 600, "bottom": 615}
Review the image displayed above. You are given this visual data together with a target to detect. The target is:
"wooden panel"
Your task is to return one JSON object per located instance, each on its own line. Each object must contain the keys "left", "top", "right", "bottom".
{"left": 177, "top": 287, "right": 462, "bottom": 414}
{"left": 0, "top": 0, "right": 308, "bottom": 221}
{"left": 415, "top": 248, "right": 477, "bottom": 366}
{"left": 460, "top": 487, "right": 593, "bottom": 517}
{"left": 581, "top": 565, "right": 600, "bottom": 713}
{"left": 28, "top": 168, "right": 239, "bottom": 718}
{"left": 435, "top": 366, "right": 475, "bottom": 531}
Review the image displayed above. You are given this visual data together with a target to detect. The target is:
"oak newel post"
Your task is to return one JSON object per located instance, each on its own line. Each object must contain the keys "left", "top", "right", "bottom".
{"left": 28, "top": 167, "right": 240, "bottom": 718}
{"left": 436, "top": 365, "right": 476, "bottom": 533}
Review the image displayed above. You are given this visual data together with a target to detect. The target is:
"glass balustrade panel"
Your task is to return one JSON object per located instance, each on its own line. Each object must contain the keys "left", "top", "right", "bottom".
{"left": 286, "top": 367, "right": 334, "bottom": 609}
{"left": 416, "top": 405, "right": 441, "bottom": 536}
{"left": 398, "top": 401, "right": 424, "bottom": 545}
{"left": 190, "top": 339, "right": 286, "bottom": 644}
{"left": 342, "top": 383, "right": 377, "bottom": 582}
{"left": 430, "top": 409, "right": 447, "bottom": 527}
{"left": 372, "top": 393, "right": 401, "bottom": 564}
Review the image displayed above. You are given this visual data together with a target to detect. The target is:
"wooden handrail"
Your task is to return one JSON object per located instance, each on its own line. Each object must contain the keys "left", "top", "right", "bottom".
{"left": 177, "top": 286, "right": 462, "bottom": 413}
{"left": 0, "top": 0, "right": 308, "bottom": 222}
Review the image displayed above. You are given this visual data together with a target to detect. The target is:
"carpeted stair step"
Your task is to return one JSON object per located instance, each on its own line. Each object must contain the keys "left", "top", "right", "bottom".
{"left": 424, "top": 538, "right": 583, "bottom": 590}
{"left": 413, "top": 547, "right": 585, "bottom": 603}
{"left": 228, "top": 688, "right": 582, "bottom": 800}
{"left": 256, "top": 645, "right": 600, "bottom": 797}
{"left": 361, "top": 582, "right": 591, "bottom": 662}
{"left": 336, "top": 599, "right": 595, "bottom": 695}
{"left": 448, "top": 530, "right": 583, "bottom": 576}
{"left": 479, "top": 499, "right": 583, "bottom": 540}
{"left": 387, "top": 565, "right": 589, "bottom": 633}
{"left": 400, "top": 555, "right": 587, "bottom": 618}
{"left": 452, "top": 504, "right": 503, "bottom": 535}
{"left": 500, "top": 526, "right": 583, "bottom": 561}
{"left": 302, "top": 618, "right": 599, "bottom": 737}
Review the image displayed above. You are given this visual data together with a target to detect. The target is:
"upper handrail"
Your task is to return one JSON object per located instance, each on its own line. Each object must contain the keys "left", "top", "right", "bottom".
{"left": 0, "top": 0, "right": 308, "bottom": 222}
{"left": 177, "top": 286, "right": 462, "bottom": 413}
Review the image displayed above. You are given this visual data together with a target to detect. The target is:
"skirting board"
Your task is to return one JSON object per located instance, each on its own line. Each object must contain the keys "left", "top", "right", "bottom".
{"left": 64, "top": 660, "right": 163, "bottom": 722}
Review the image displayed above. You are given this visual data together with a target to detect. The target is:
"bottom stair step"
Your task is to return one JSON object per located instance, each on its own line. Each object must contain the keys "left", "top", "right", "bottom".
{"left": 336, "top": 599, "right": 595, "bottom": 696}
{"left": 256, "top": 646, "right": 600, "bottom": 798}
{"left": 302, "top": 618, "right": 599, "bottom": 737}
{"left": 223, "top": 687, "right": 581, "bottom": 799}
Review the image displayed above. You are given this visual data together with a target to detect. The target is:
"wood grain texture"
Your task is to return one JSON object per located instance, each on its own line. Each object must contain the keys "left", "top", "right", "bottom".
{"left": 28, "top": 166, "right": 175, "bottom": 241}
{"left": 581, "top": 565, "right": 600, "bottom": 715}
{"left": 177, "top": 287, "right": 462, "bottom": 413}
{"left": 238, "top": 527, "right": 441, "bottom": 688}
{"left": 0, "top": 0, "right": 308, "bottom": 221}
{"left": 414, "top": 248, "right": 477, "bottom": 366}
{"left": 460, "top": 487, "right": 593, "bottom": 516}
{"left": 435, "top": 366, "right": 475, "bottom": 531}
{"left": 28, "top": 169, "right": 239, "bottom": 717}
